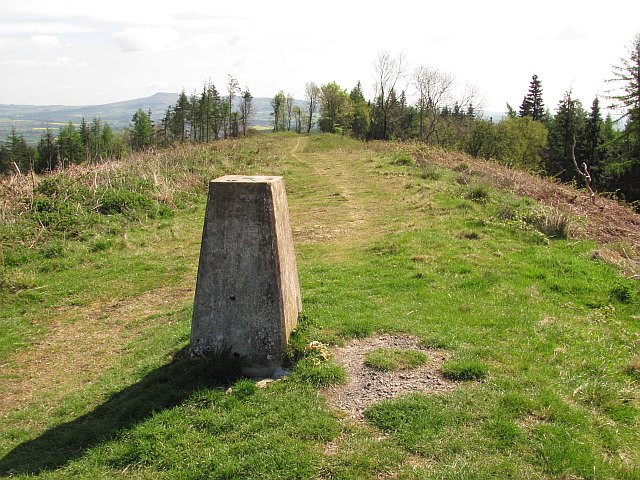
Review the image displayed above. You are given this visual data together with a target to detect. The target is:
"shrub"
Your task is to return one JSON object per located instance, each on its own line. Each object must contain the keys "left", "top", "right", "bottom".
{"left": 97, "top": 189, "right": 154, "bottom": 215}
{"left": 465, "top": 184, "right": 490, "bottom": 203}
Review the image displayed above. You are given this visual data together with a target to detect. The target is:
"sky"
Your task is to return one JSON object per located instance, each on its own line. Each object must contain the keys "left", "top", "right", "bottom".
{"left": 0, "top": 0, "right": 638, "bottom": 114}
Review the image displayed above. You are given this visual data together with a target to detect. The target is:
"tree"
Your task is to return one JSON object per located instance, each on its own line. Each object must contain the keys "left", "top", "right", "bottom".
{"left": 171, "top": 90, "right": 190, "bottom": 142}
{"left": 349, "top": 82, "right": 370, "bottom": 139}
{"left": 285, "top": 93, "right": 294, "bottom": 131}
{"left": 371, "top": 50, "right": 406, "bottom": 140}
{"left": 519, "top": 74, "right": 545, "bottom": 121}
{"left": 225, "top": 75, "right": 240, "bottom": 139}
{"left": 608, "top": 33, "right": 640, "bottom": 149}
{"left": 607, "top": 33, "right": 640, "bottom": 201}
{"left": 36, "top": 128, "right": 58, "bottom": 172}
{"left": 319, "top": 82, "right": 351, "bottom": 134}
{"left": 57, "top": 122, "right": 84, "bottom": 166}
{"left": 271, "top": 91, "right": 286, "bottom": 132}
{"left": 130, "top": 108, "right": 154, "bottom": 151}
{"left": 583, "top": 97, "right": 606, "bottom": 186}
{"left": 239, "top": 88, "right": 253, "bottom": 136}
{"left": 547, "top": 90, "right": 587, "bottom": 180}
{"left": 305, "top": 82, "right": 321, "bottom": 133}
{"left": 2, "top": 127, "right": 35, "bottom": 174}
{"left": 494, "top": 116, "right": 548, "bottom": 168}
{"left": 413, "top": 65, "right": 455, "bottom": 143}
{"left": 292, "top": 106, "right": 303, "bottom": 133}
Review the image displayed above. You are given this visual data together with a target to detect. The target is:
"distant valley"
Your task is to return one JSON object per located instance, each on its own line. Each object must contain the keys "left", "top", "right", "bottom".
{"left": 0, "top": 93, "right": 281, "bottom": 143}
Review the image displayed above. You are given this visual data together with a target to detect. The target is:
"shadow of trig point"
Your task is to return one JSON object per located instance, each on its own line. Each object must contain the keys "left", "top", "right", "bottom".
{"left": 190, "top": 175, "right": 302, "bottom": 376}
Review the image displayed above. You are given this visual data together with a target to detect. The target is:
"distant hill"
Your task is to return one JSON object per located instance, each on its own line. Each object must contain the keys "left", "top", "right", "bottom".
{"left": 1, "top": 93, "right": 502, "bottom": 144}
{"left": 0, "top": 93, "right": 294, "bottom": 143}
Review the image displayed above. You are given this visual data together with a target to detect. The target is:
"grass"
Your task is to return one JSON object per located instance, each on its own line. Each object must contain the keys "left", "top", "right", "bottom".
{"left": 364, "top": 348, "right": 429, "bottom": 372}
{"left": 1, "top": 133, "right": 639, "bottom": 479}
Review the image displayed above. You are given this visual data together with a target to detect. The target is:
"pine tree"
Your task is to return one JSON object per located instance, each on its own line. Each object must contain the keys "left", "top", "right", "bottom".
{"left": 607, "top": 33, "right": 640, "bottom": 201}
{"left": 130, "top": 109, "right": 153, "bottom": 151}
{"left": 57, "top": 122, "right": 83, "bottom": 166}
{"left": 36, "top": 128, "right": 58, "bottom": 172}
{"left": 584, "top": 97, "right": 604, "bottom": 180}
{"left": 519, "top": 75, "right": 545, "bottom": 121}
{"left": 3, "top": 127, "right": 35, "bottom": 173}
{"left": 547, "top": 90, "right": 587, "bottom": 180}
{"left": 349, "top": 82, "right": 370, "bottom": 139}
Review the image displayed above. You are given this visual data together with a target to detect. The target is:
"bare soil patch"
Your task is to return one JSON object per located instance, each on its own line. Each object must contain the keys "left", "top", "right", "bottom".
{"left": 323, "top": 335, "right": 455, "bottom": 419}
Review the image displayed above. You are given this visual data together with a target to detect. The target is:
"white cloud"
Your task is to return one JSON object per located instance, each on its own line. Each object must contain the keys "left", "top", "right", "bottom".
{"left": 184, "top": 59, "right": 215, "bottom": 69}
{"left": 181, "top": 33, "right": 225, "bottom": 50}
{"left": 112, "top": 26, "right": 180, "bottom": 52}
{"left": 0, "top": 21, "right": 96, "bottom": 35}
{"left": 1, "top": 56, "right": 87, "bottom": 68}
{"left": 30, "top": 35, "right": 60, "bottom": 47}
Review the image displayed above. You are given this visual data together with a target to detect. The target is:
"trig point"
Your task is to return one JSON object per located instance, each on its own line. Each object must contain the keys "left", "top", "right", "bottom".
{"left": 190, "top": 175, "right": 301, "bottom": 376}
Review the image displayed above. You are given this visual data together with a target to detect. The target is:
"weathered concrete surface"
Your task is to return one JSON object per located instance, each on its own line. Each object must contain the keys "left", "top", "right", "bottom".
{"left": 190, "top": 175, "right": 301, "bottom": 376}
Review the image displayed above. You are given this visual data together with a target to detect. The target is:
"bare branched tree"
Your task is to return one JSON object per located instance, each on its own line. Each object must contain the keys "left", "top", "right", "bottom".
{"left": 413, "top": 66, "right": 454, "bottom": 143}
{"left": 413, "top": 66, "right": 482, "bottom": 144}
{"left": 373, "top": 50, "right": 406, "bottom": 139}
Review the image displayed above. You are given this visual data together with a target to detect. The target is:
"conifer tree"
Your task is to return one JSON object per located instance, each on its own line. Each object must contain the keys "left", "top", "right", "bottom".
{"left": 519, "top": 75, "right": 545, "bottom": 121}
{"left": 36, "top": 128, "right": 58, "bottom": 172}
{"left": 57, "top": 122, "right": 83, "bottom": 166}
{"left": 130, "top": 109, "right": 153, "bottom": 151}
{"left": 349, "top": 82, "right": 370, "bottom": 139}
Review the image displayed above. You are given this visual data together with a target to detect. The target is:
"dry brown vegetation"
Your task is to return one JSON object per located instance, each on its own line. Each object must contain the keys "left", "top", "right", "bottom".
{"left": 402, "top": 143, "right": 640, "bottom": 276}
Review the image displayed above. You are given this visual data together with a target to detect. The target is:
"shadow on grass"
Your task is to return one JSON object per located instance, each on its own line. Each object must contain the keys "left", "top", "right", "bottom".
{"left": 0, "top": 347, "right": 241, "bottom": 476}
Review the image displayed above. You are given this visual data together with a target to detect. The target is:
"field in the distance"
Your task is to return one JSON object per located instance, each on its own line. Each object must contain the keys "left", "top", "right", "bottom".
{"left": 0, "top": 133, "right": 639, "bottom": 479}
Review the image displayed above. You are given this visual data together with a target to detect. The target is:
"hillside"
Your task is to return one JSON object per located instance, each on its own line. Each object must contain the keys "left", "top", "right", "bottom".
{"left": 0, "top": 94, "right": 294, "bottom": 143}
{"left": 0, "top": 134, "right": 639, "bottom": 479}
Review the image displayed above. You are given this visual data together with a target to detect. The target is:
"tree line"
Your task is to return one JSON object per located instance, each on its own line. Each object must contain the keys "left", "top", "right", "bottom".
{"left": 1, "top": 34, "right": 638, "bottom": 205}
{"left": 0, "top": 75, "right": 254, "bottom": 175}
{"left": 301, "top": 39, "right": 639, "bottom": 204}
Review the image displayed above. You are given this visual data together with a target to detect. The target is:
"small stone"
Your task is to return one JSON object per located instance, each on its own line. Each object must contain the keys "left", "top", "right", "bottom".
{"left": 256, "top": 379, "right": 273, "bottom": 388}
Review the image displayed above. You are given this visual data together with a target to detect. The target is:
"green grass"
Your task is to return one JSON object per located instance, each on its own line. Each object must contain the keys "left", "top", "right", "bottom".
{"left": 364, "top": 348, "right": 429, "bottom": 372}
{"left": 1, "top": 134, "right": 639, "bottom": 479}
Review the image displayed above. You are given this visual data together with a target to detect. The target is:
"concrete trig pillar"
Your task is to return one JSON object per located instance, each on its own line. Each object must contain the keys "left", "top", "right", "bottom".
{"left": 190, "top": 175, "right": 301, "bottom": 376}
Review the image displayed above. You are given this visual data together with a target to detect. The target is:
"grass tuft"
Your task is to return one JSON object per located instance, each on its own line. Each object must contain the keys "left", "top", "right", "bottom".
{"left": 625, "top": 356, "right": 640, "bottom": 379}
{"left": 441, "top": 359, "right": 488, "bottom": 381}
{"left": 524, "top": 207, "right": 571, "bottom": 239}
{"left": 291, "top": 357, "right": 347, "bottom": 387}
{"left": 465, "top": 184, "right": 490, "bottom": 203}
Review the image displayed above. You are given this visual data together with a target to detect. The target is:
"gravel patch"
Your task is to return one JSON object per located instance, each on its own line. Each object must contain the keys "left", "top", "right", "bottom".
{"left": 323, "top": 334, "right": 456, "bottom": 419}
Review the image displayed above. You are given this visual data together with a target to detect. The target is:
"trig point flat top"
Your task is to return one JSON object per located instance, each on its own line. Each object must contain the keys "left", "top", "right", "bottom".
{"left": 213, "top": 175, "right": 281, "bottom": 183}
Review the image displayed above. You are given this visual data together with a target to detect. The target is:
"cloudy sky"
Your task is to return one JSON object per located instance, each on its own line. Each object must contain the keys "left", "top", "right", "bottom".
{"left": 0, "top": 0, "right": 638, "bottom": 113}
